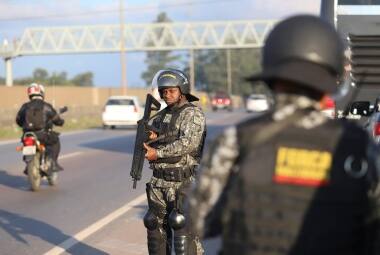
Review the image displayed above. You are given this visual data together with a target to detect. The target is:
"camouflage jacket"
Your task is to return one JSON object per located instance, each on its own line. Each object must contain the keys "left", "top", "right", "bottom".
{"left": 148, "top": 102, "right": 206, "bottom": 188}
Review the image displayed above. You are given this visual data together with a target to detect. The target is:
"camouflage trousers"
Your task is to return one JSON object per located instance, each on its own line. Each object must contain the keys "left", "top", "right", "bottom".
{"left": 144, "top": 176, "right": 204, "bottom": 255}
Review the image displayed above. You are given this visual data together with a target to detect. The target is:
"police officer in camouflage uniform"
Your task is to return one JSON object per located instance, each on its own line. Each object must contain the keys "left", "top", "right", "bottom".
{"left": 188, "top": 15, "right": 380, "bottom": 254}
{"left": 143, "top": 69, "right": 206, "bottom": 255}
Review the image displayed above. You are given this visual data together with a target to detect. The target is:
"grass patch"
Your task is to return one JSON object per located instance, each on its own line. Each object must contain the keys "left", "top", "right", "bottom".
{"left": 0, "top": 116, "right": 102, "bottom": 141}
{"left": 55, "top": 116, "right": 102, "bottom": 133}
{"left": 0, "top": 125, "right": 23, "bottom": 141}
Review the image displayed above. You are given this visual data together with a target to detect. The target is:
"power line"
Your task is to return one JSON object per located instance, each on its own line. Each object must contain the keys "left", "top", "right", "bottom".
{"left": 0, "top": 0, "right": 236, "bottom": 22}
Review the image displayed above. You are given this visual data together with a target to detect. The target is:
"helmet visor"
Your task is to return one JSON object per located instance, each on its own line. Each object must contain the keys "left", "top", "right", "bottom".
{"left": 151, "top": 70, "right": 165, "bottom": 90}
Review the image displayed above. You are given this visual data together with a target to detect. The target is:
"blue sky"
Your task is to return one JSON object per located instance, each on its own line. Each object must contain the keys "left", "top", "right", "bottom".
{"left": 0, "top": 0, "right": 320, "bottom": 87}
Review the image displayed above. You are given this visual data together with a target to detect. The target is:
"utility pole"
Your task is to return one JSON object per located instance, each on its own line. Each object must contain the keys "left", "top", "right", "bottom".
{"left": 189, "top": 49, "right": 195, "bottom": 92}
{"left": 226, "top": 49, "right": 232, "bottom": 95}
{"left": 119, "top": 0, "right": 127, "bottom": 95}
{"left": 3, "top": 39, "right": 13, "bottom": 87}
{"left": 5, "top": 57, "right": 13, "bottom": 87}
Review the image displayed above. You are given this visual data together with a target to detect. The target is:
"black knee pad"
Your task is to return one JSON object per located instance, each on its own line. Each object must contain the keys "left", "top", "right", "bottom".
{"left": 144, "top": 210, "right": 159, "bottom": 230}
{"left": 169, "top": 210, "right": 186, "bottom": 231}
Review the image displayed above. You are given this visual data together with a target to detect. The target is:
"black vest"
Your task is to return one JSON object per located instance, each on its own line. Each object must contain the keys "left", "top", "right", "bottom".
{"left": 154, "top": 103, "right": 206, "bottom": 164}
{"left": 222, "top": 110, "right": 376, "bottom": 255}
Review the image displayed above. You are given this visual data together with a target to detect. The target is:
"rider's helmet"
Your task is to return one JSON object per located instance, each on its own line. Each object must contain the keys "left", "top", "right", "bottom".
{"left": 247, "top": 15, "right": 344, "bottom": 94}
{"left": 27, "top": 83, "right": 45, "bottom": 99}
{"left": 156, "top": 69, "right": 199, "bottom": 102}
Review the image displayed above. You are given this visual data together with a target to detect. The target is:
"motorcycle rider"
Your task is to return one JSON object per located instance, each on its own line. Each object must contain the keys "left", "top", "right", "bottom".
{"left": 188, "top": 15, "right": 380, "bottom": 254}
{"left": 16, "top": 83, "right": 65, "bottom": 173}
{"left": 143, "top": 69, "right": 206, "bottom": 255}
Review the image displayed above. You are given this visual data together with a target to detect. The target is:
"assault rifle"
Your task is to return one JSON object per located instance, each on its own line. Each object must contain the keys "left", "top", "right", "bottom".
{"left": 130, "top": 94, "right": 161, "bottom": 189}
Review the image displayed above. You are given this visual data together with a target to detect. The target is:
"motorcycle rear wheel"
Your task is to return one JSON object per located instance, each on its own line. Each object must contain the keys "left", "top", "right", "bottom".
{"left": 27, "top": 153, "right": 41, "bottom": 191}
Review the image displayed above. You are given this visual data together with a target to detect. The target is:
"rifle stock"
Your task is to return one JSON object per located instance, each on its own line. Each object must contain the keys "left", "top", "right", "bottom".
{"left": 130, "top": 94, "right": 161, "bottom": 189}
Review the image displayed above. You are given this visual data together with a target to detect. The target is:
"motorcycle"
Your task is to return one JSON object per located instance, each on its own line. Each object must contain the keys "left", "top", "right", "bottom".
{"left": 16, "top": 106, "right": 68, "bottom": 191}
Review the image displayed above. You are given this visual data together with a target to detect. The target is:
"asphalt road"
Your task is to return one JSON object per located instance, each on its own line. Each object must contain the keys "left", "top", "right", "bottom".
{"left": 0, "top": 110, "right": 257, "bottom": 255}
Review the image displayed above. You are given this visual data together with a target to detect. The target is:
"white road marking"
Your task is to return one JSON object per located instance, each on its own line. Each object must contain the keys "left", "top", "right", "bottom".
{"left": 59, "top": 151, "right": 83, "bottom": 160}
{"left": 43, "top": 193, "right": 147, "bottom": 255}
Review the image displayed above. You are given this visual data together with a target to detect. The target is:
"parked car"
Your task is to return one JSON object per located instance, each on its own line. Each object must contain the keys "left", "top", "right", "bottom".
{"left": 102, "top": 96, "right": 142, "bottom": 129}
{"left": 246, "top": 94, "right": 270, "bottom": 112}
{"left": 211, "top": 92, "right": 233, "bottom": 111}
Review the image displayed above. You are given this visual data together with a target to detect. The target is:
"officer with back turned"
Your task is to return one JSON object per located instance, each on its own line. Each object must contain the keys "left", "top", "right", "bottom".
{"left": 188, "top": 15, "right": 380, "bottom": 254}
{"left": 143, "top": 69, "right": 206, "bottom": 255}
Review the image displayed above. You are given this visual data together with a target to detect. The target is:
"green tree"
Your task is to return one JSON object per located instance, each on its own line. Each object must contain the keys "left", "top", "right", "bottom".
{"left": 230, "top": 48, "right": 262, "bottom": 96}
{"left": 48, "top": 71, "right": 68, "bottom": 86}
{"left": 11, "top": 69, "right": 94, "bottom": 86}
{"left": 202, "top": 49, "right": 228, "bottom": 93}
{"left": 71, "top": 72, "right": 94, "bottom": 87}
{"left": 192, "top": 48, "right": 262, "bottom": 96}
{"left": 183, "top": 50, "right": 209, "bottom": 92}
{"left": 14, "top": 77, "right": 33, "bottom": 85}
{"left": 141, "top": 12, "right": 180, "bottom": 86}
{"left": 33, "top": 68, "right": 49, "bottom": 82}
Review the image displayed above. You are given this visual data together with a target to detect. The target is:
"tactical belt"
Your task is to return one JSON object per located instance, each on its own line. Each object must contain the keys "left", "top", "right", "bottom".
{"left": 153, "top": 167, "right": 194, "bottom": 182}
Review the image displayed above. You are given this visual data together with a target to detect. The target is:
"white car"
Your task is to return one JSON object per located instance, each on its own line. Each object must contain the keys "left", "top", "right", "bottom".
{"left": 102, "top": 96, "right": 142, "bottom": 129}
{"left": 246, "top": 94, "right": 270, "bottom": 112}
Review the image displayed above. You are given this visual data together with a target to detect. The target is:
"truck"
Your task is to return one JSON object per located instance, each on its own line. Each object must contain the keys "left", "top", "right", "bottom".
{"left": 322, "top": 0, "right": 380, "bottom": 117}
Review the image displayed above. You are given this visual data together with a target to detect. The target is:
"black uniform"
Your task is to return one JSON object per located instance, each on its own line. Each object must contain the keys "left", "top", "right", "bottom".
{"left": 16, "top": 98, "right": 64, "bottom": 165}
{"left": 191, "top": 101, "right": 380, "bottom": 254}
{"left": 188, "top": 15, "right": 380, "bottom": 254}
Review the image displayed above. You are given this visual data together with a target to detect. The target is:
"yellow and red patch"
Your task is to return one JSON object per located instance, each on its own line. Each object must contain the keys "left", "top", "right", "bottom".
{"left": 274, "top": 146, "right": 332, "bottom": 187}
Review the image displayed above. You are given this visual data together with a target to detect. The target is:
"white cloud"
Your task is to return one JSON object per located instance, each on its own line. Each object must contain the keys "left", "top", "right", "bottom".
{"left": 251, "top": 0, "right": 320, "bottom": 18}
{"left": 0, "top": 1, "right": 77, "bottom": 19}
{"left": 144, "top": 0, "right": 321, "bottom": 22}
{"left": 0, "top": 1, "right": 159, "bottom": 24}
{"left": 0, "top": 0, "right": 161, "bottom": 40}
{"left": 0, "top": 0, "right": 321, "bottom": 27}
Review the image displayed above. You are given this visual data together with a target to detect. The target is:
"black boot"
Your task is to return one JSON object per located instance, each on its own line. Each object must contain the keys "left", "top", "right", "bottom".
{"left": 174, "top": 235, "right": 199, "bottom": 255}
{"left": 174, "top": 235, "right": 188, "bottom": 255}
{"left": 147, "top": 230, "right": 170, "bottom": 255}
{"left": 51, "top": 161, "right": 64, "bottom": 172}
